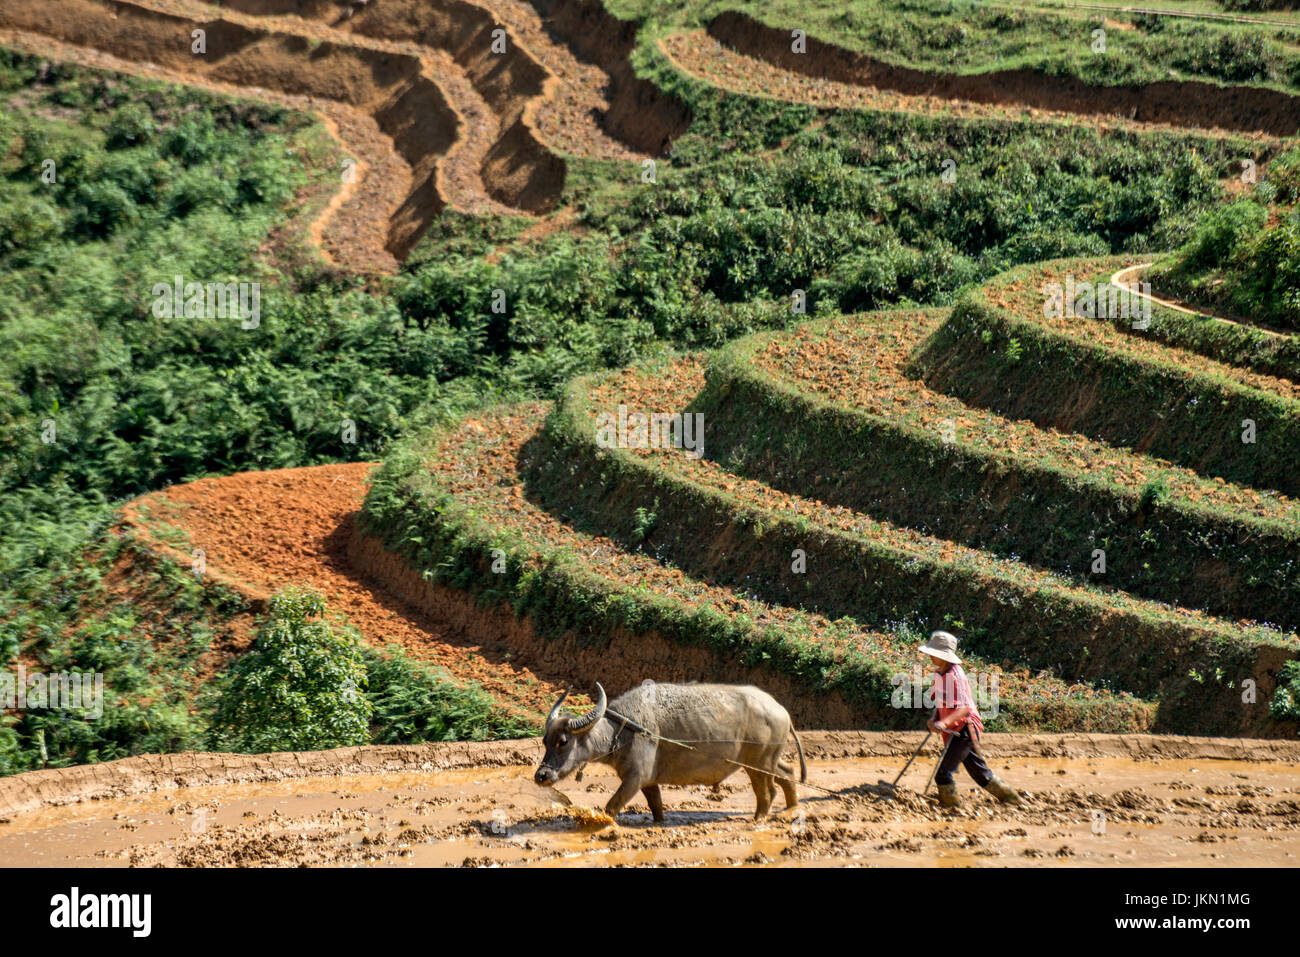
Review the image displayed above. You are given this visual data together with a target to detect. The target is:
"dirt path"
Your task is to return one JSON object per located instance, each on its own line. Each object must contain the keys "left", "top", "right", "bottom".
{"left": 1111, "top": 262, "right": 1293, "bottom": 337}
{"left": 121, "top": 463, "right": 563, "bottom": 720}
{"left": 1, "top": 734, "right": 1296, "bottom": 867}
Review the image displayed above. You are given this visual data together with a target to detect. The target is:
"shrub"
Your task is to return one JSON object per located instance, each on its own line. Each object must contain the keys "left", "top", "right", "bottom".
{"left": 209, "top": 588, "right": 372, "bottom": 753}
{"left": 363, "top": 645, "right": 536, "bottom": 742}
{"left": 1182, "top": 200, "right": 1268, "bottom": 270}
{"left": 0, "top": 195, "right": 62, "bottom": 254}
{"left": 105, "top": 103, "right": 154, "bottom": 150}
{"left": 1244, "top": 218, "right": 1300, "bottom": 319}
{"left": 1173, "top": 32, "right": 1279, "bottom": 83}
{"left": 1269, "top": 660, "right": 1300, "bottom": 722}
{"left": 69, "top": 181, "right": 137, "bottom": 238}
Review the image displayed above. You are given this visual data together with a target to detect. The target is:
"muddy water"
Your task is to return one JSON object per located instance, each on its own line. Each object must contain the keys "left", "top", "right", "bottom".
{"left": 2, "top": 756, "right": 1297, "bottom": 867}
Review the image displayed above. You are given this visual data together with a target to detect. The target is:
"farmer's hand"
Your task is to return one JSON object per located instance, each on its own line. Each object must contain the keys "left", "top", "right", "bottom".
{"left": 928, "top": 718, "right": 945, "bottom": 734}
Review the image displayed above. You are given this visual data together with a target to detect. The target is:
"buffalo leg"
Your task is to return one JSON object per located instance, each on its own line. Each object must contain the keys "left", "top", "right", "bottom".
{"left": 776, "top": 761, "right": 799, "bottom": 810}
{"left": 604, "top": 777, "right": 642, "bottom": 820}
{"left": 746, "top": 769, "right": 775, "bottom": 819}
{"left": 642, "top": 785, "right": 665, "bottom": 823}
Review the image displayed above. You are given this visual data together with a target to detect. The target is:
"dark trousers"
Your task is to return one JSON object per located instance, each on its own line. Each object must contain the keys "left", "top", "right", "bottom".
{"left": 934, "top": 726, "right": 993, "bottom": 787}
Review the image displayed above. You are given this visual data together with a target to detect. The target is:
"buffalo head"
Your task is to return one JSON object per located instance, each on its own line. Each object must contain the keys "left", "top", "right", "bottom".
{"left": 534, "top": 684, "right": 607, "bottom": 785}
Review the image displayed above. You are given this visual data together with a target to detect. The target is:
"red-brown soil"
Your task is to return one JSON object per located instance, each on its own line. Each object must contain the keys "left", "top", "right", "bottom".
{"left": 120, "top": 463, "right": 565, "bottom": 719}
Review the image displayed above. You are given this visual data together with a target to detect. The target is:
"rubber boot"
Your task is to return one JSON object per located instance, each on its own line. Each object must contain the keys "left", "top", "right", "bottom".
{"left": 937, "top": 783, "right": 960, "bottom": 808}
{"left": 984, "top": 775, "right": 1021, "bottom": 805}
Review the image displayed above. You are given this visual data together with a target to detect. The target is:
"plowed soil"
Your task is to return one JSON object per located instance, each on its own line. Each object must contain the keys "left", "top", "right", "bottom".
{"left": 1, "top": 734, "right": 1297, "bottom": 867}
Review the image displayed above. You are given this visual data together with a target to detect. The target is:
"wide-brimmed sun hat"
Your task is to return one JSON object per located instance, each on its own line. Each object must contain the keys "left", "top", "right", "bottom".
{"left": 919, "top": 630, "right": 962, "bottom": 665}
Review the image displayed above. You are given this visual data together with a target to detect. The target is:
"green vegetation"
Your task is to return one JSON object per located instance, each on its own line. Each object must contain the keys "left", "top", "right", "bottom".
{"left": 364, "top": 644, "right": 538, "bottom": 743}
{"left": 1150, "top": 144, "right": 1300, "bottom": 328}
{"left": 703, "top": 301, "right": 1300, "bottom": 634}
{"left": 209, "top": 588, "right": 373, "bottom": 754}
{"left": 0, "top": 534, "right": 247, "bottom": 776}
{"left": 6, "top": 0, "right": 1300, "bottom": 774}
{"left": 537, "top": 360, "right": 1292, "bottom": 730}
{"left": 616, "top": 0, "right": 1300, "bottom": 90}
{"left": 0, "top": 536, "right": 533, "bottom": 774}
{"left": 0, "top": 45, "right": 1265, "bottom": 601}
{"left": 924, "top": 258, "right": 1300, "bottom": 503}
{"left": 1271, "top": 660, "right": 1300, "bottom": 721}
{"left": 359, "top": 405, "right": 1152, "bottom": 733}
{"left": 0, "top": 52, "right": 501, "bottom": 594}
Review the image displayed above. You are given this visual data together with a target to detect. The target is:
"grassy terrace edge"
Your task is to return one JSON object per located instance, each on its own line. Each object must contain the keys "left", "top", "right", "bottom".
{"left": 1093, "top": 268, "right": 1300, "bottom": 384}
{"left": 355, "top": 405, "right": 1154, "bottom": 734}
{"left": 538, "top": 365, "right": 1296, "bottom": 735}
{"left": 700, "top": 308, "right": 1300, "bottom": 633}
{"left": 914, "top": 257, "right": 1300, "bottom": 499}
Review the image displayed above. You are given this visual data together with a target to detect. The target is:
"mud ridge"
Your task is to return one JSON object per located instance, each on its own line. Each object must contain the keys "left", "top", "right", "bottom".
{"left": 296, "top": 0, "right": 567, "bottom": 212}
{"left": 708, "top": 10, "right": 1300, "bottom": 137}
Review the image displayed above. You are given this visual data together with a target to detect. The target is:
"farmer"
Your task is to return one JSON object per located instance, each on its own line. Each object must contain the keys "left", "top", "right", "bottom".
{"left": 919, "top": 630, "right": 1020, "bottom": 808}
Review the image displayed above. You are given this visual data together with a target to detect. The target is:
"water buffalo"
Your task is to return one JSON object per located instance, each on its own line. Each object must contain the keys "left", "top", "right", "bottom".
{"left": 534, "top": 682, "right": 807, "bottom": 822}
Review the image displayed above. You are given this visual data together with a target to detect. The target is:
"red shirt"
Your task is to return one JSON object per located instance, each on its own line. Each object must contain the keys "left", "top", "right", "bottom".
{"left": 933, "top": 664, "right": 983, "bottom": 744}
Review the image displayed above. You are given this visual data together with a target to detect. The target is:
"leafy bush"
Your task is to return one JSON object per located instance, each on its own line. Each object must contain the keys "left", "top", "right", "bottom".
{"left": 363, "top": 645, "right": 537, "bottom": 742}
{"left": 208, "top": 588, "right": 372, "bottom": 753}
{"left": 0, "top": 537, "right": 238, "bottom": 775}
{"left": 105, "top": 102, "right": 155, "bottom": 150}
{"left": 1173, "top": 32, "right": 1278, "bottom": 83}
{"left": 1183, "top": 200, "right": 1268, "bottom": 270}
{"left": 0, "top": 194, "right": 61, "bottom": 253}
{"left": 1269, "top": 660, "right": 1300, "bottom": 722}
{"left": 69, "top": 181, "right": 137, "bottom": 238}
{"left": 1151, "top": 145, "right": 1300, "bottom": 328}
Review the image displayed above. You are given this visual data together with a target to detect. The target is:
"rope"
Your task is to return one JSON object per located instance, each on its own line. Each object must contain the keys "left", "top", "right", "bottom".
{"left": 554, "top": 706, "right": 939, "bottom": 799}
{"left": 581, "top": 707, "right": 876, "bottom": 798}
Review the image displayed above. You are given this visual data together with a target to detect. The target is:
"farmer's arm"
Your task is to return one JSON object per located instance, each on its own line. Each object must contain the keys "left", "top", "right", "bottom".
{"left": 931, "top": 705, "right": 970, "bottom": 732}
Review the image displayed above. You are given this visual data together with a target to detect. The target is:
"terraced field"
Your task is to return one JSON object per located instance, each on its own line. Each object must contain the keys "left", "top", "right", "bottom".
{"left": 6, "top": 0, "right": 1300, "bottom": 868}
{"left": 0, "top": 0, "right": 689, "bottom": 271}
{"left": 354, "top": 256, "right": 1300, "bottom": 738}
